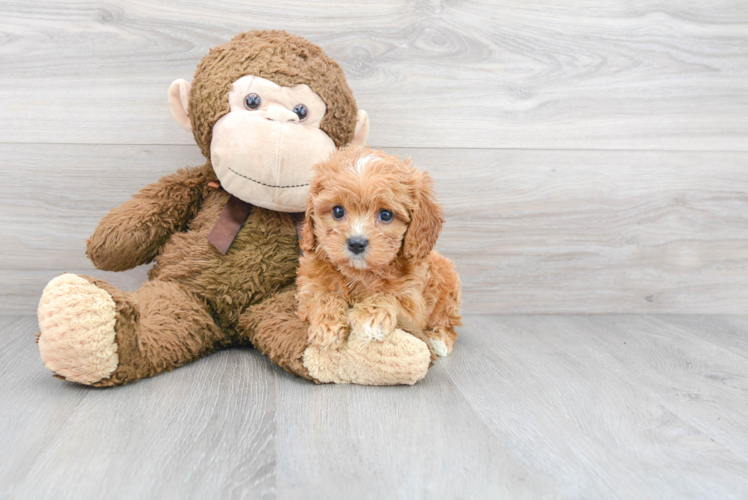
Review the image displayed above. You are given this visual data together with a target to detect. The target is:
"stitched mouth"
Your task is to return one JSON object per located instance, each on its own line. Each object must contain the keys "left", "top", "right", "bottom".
{"left": 227, "top": 166, "right": 311, "bottom": 189}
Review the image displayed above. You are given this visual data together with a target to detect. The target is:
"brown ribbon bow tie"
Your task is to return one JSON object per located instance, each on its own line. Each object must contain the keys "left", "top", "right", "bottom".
{"left": 206, "top": 182, "right": 304, "bottom": 255}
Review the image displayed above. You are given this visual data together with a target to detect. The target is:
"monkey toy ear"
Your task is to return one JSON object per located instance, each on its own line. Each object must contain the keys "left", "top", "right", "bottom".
{"left": 168, "top": 79, "right": 192, "bottom": 131}
{"left": 350, "top": 110, "right": 369, "bottom": 147}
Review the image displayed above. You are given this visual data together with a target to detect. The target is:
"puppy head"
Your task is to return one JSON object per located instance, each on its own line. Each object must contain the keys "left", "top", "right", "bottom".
{"left": 301, "top": 147, "right": 443, "bottom": 273}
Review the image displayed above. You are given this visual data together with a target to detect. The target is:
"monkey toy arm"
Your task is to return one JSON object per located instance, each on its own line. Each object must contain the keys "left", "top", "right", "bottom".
{"left": 86, "top": 164, "right": 215, "bottom": 272}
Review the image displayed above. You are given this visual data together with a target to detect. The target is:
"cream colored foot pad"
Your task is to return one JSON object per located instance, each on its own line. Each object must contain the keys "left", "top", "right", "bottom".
{"left": 37, "top": 274, "right": 119, "bottom": 385}
{"left": 303, "top": 328, "right": 431, "bottom": 386}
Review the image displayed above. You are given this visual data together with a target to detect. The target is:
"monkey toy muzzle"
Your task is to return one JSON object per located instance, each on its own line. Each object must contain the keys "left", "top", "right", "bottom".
{"left": 210, "top": 75, "right": 337, "bottom": 213}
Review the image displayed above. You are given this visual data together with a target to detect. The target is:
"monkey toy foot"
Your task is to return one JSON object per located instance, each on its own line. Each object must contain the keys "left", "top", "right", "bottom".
{"left": 38, "top": 273, "right": 228, "bottom": 387}
{"left": 37, "top": 274, "right": 119, "bottom": 385}
{"left": 302, "top": 327, "right": 432, "bottom": 385}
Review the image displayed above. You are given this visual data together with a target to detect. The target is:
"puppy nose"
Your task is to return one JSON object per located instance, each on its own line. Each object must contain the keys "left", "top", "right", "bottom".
{"left": 347, "top": 237, "right": 368, "bottom": 255}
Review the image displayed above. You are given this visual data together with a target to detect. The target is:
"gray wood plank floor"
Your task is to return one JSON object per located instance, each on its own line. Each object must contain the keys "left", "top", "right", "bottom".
{"left": 2, "top": 314, "right": 748, "bottom": 499}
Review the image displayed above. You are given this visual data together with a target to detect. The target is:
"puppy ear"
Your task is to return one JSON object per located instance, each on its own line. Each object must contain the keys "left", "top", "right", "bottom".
{"left": 402, "top": 170, "right": 444, "bottom": 261}
{"left": 299, "top": 193, "right": 316, "bottom": 253}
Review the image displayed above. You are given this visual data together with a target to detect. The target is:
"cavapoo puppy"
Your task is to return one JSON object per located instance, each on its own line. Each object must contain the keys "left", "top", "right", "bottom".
{"left": 296, "top": 147, "right": 461, "bottom": 357}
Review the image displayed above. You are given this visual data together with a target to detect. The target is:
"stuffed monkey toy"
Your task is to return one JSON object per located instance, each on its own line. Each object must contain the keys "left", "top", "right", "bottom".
{"left": 36, "top": 31, "right": 434, "bottom": 386}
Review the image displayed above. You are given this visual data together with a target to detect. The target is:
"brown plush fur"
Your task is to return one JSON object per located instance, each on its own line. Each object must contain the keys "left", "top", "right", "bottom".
{"left": 296, "top": 147, "right": 462, "bottom": 353}
{"left": 51, "top": 31, "right": 358, "bottom": 386}
{"left": 190, "top": 30, "right": 358, "bottom": 157}
{"left": 239, "top": 286, "right": 315, "bottom": 381}
{"left": 39, "top": 31, "right": 440, "bottom": 387}
{"left": 83, "top": 165, "right": 304, "bottom": 385}
{"left": 82, "top": 275, "right": 229, "bottom": 387}
{"left": 87, "top": 164, "right": 216, "bottom": 272}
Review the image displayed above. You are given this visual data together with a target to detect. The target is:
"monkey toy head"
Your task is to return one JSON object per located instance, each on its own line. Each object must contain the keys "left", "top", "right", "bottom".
{"left": 167, "top": 30, "right": 369, "bottom": 212}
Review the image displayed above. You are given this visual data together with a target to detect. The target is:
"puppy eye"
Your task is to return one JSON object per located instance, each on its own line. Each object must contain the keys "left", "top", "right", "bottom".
{"left": 378, "top": 209, "right": 394, "bottom": 223}
{"left": 293, "top": 104, "right": 308, "bottom": 121}
{"left": 244, "top": 93, "right": 261, "bottom": 110}
{"left": 332, "top": 205, "right": 345, "bottom": 220}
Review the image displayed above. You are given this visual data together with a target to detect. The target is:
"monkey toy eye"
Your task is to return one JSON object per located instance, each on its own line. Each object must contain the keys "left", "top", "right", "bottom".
{"left": 244, "top": 93, "right": 261, "bottom": 110}
{"left": 378, "top": 209, "right": 394, "bottom": 223}
{"left": 332, "top": 205, "right": 345, "bottom": 220}
{"left": 293, "top": 104, "right": 308, "bottom": 121}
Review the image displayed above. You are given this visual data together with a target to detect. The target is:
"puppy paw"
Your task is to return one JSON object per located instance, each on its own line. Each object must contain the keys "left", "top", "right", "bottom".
{"left": 308, "top": 322, "right": 349, "bottom": 349}
{"left": 430, "top": 339, "right": 449, "bottom": 357}
{"left": 426, "top": 327, "right": 456, "bottom": 356}
{"left": 349, "top": 306, "right": 397, "bottom": 342}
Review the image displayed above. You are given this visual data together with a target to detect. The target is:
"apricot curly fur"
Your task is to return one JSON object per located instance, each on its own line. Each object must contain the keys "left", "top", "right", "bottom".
{"left": 296, "top": 147, "right": 462, "bottom": 354}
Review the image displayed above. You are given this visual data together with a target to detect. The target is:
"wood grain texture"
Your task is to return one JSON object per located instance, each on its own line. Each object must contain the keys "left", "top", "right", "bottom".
{"left": 445, "top": 314, "right": 748, "bottom": 499}
{"left": 1, "top": 0, "right": 747, "bottom": 313}
{"left": 0, "top": 0, "right": 746, "bottom": 149}
{"left": 2, "top": 314, "right": 748, "bottom": 499}
{"left": 689, "top": 315, "right": 748, "bottom": 356}
{"left": 415, "top": 147, "right": 748, "bottom": 314}
{"left": 2, "top": 144, "right": 746, "bottom": 314}
{"left": 0, "top": 143, "right": 204, "bottom": 312}
{"left": 0, "top": 316, "right": 278, "bottom": 500}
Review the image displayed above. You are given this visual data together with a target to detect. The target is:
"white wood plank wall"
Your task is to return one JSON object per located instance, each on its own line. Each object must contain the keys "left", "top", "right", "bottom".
{"left": 1, "top": 0, "right": 746, "bottom": 313}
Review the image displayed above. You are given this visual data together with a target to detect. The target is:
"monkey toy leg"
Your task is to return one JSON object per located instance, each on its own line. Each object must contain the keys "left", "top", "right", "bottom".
{"left": 37, "top": 274, "right": 228, "bottom": 386}
{"left": 239, "top": 287, "right": 435, "bottom": 386}
{"left": 39, "top": 276, "right": 434, "bottom": 387}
